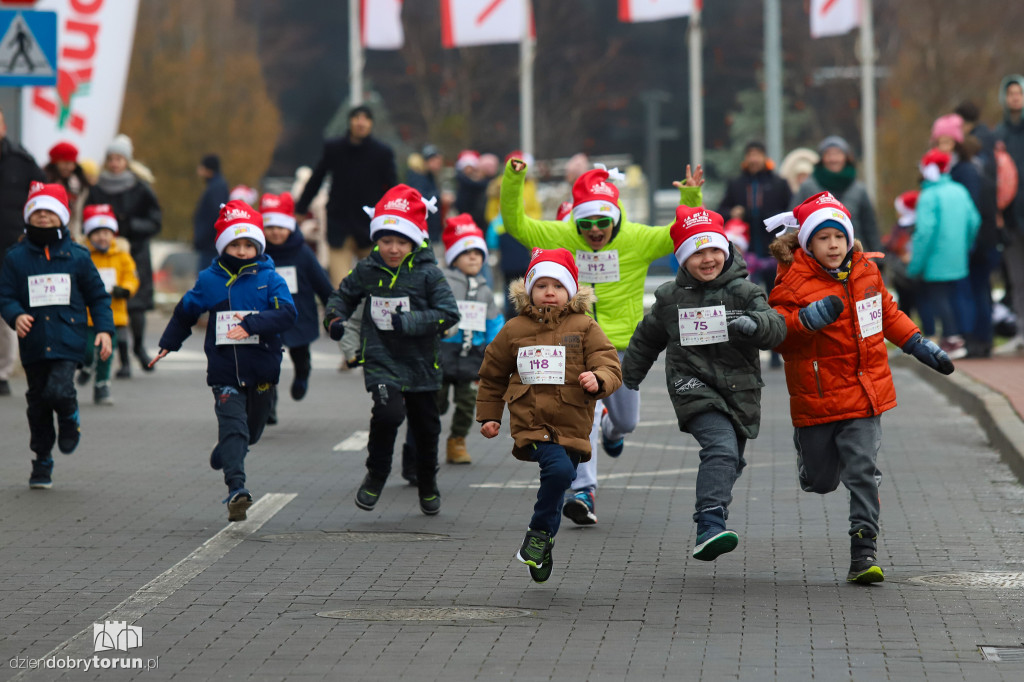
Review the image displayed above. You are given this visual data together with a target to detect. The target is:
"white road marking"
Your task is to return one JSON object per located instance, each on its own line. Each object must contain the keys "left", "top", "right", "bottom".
{"left": 333, "top": 430, "right": 370, "bottom": 451}
{"left": 469, "top": 462, "right": 782, "bottom": 490}
{"left": 14, "top": 493, "right": 296, "bottom": 677}
{"left": 635, "top": 419, "right": 680, "bottom": 427}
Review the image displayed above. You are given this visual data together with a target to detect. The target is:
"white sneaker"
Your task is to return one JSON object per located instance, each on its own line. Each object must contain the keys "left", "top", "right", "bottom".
{"left": 993, "top": 335, "right": 1024, "bottom": 355}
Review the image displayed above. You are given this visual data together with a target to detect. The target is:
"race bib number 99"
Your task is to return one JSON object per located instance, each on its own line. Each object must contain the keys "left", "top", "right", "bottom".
{"left": 517, "top": 345, "right": 567, "bottom": 385}
{"left": 370, "top": 296, "right": 410, "bottom": 331}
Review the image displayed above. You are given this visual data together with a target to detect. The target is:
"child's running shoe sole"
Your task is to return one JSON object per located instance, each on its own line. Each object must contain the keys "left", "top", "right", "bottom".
{"left": 692, "top": 530, "right": 739, "bottom": 561}
{"left": 562, "top": 498, "right": 597, "bottom": 525}
{"left": 847, "top": 565, "right": 885, "bottom": 584}
{"left": 29, "top": 480, "right": 52, "bottom": 490}
{"left": 529, "top": 548, "right": 554, "bottom": 583}
{"left": 227, "top": 493, "right": 252, "bottom": 522}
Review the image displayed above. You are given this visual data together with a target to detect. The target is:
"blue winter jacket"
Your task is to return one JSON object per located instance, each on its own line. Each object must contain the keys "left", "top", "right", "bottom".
{"left": 0, "top": 230, "right": 114, "bottom": 366}
{"left": 263, "top": 230, "right": 333, "bottom": 347}
{"left": 158, "top": 255, "right": 296, "bottom": 387}
{"left": 908, "top": 174, "right": 981, "bottom": 283}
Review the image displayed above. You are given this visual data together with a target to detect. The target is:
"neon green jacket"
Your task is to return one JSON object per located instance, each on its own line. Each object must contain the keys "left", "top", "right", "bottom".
{"left": 500, "top": 160, "right": 703, "bottom": 350}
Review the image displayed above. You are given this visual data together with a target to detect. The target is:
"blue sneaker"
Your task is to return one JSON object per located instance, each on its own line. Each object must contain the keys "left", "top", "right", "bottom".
{"left": 693, "top": 526, "right": 738, "bottom": 561}
{"left": 562, "top": 488, "right": 597, "bottom": 525}
{"left": 290, "top": 377, "right": 308, "bottom": 401}
{"left": 599, "top": 407, "right": 624, "bottom": 457}
{"left": 224, "top": 488, "right": 252, "bottom": 522}
{"left": 57, "top": 410, "right": 80, "bottom": 454}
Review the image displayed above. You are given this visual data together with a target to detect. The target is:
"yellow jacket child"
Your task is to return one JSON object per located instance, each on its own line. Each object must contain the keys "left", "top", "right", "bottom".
{"left": 83, "top": 204, "right": 138, "bottom": 327}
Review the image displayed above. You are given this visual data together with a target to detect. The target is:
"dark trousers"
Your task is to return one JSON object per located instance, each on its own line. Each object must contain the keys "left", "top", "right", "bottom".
{"left": 367, "top": 383, "right": 441, "bottom": 495}
{"left": 211, "top": 383, "right": 274, "bottom": 491}
{"left": 918, "top": 280, "right": 962, "bottom": 338}
{"left": 686, "top": 410, "right": 747, "bottom": 522}
{"left": 794, "top": 416, "right": 883, "bottom": 538}
{"left": 968, "top": 247, "right": 999, "bottom": 348}
{"left": 24, "top": 360, "right": 78, "bottom": 459}
{"left": 528, "top": 443, "right": 579, "bottom": 536}
{"left": 289, "top": 344, "right": 311, "bottom": 381}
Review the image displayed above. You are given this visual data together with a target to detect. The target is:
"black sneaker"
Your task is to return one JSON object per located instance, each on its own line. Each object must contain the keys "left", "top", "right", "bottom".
{"left": 224, "top": 488, "right": 252, "bottom": 522}
{"left": 94, "top": 384, "right": 114, "bottom": 406}
{"left": 290, "top": 377, "right": 308, "bottom": 401}
{"left": 516, "top": 529, "right": 553, "bottom": 569}
{"left": 419, "top": 489, "right": 441, "bottom": 516}
{"left": 529, "top": 542, "right": 554, "bottom": 583}
{"left": 847, "top": 556, "right": 885, "bottom": 584}
{"left": 115, "top": 366, "right": 131, "bottom": 379}
{"left": 76, "top": 369, "right": 92, "bottom": 386}
{"left": 0, "top": 379, "right": 10, "bottom": 395}
{"left": 29, "top": 459, "right": 53, "bottom": 489}
{"left": 355, "top": 474, "right": 386, "bottom": 510}
{"left": 57, "top": 410, "right": 81, "bottom": 454}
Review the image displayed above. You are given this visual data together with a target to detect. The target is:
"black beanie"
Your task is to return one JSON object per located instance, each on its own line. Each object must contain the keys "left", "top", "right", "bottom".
{"left": 201, "top": 154, "right": 220, "bottom": 173}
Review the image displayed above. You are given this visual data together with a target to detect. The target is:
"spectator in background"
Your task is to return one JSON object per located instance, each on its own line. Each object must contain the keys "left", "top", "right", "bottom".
{"left": 295, "top": 105, "right": 397, "bottom": 286}
{"left": 718, "top": 141, "right": 792, "bottom": 265}
{"left": 778, "top": 148, "right": 819, "bottom": 195}
{"left": 229, "top": 184, "right": 259, "bottom": 207}
{"left": 406, "top": 144, "right": 443, "bottom": 242}
{"left": 44, "top": 142, "right": 90, "bottom": 240}
{"left": 193, "top": 154, "right": 229, "bottom": 271}
{"left": 86, "top": 134, "right": 162, "bottom": 376}
{"left": 793, "top": 136, "right": 881, "bottom": 253}
{"left": 0, "top": 106, "right": 46, "bottom": 396}
{"left": 995, "top": 74, "right": 1024, "bottom": 354}
{"left": 454, "top": 150, "right": 489, "bottom": 233}
{"left": 564, "top": 152, "right": 590, "bottom": 186}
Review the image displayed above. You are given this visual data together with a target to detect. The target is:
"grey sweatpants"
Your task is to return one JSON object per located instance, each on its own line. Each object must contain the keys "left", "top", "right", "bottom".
{"left": 793, "top": 415, "right": 883, "bottom": 538}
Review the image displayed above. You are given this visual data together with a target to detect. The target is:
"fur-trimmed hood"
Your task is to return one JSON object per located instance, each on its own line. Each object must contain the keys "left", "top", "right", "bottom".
{"left": 508, "top": 278, "right": 596, "bottom": 315}
{"left": 768, "top": 231, "right": 864, "bottom": 265}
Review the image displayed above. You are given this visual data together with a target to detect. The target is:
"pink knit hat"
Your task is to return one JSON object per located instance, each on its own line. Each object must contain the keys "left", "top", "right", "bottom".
{"left": 930, "top": 114, "right": 964, "bottom": 145}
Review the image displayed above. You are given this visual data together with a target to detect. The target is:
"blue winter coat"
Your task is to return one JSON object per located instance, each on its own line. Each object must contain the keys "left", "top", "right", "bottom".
{"left": 158, "top": 255, "right": 296, "bottom": 387}
{"left": 263, "top": 230, "right": 333, "bottom": 347}
{"left": 908, "top": 174, "right": 981, "bottom": 282}
{"left": 0, "top": 230, "right": 114, "bottom": 366}
{"left": 439, "top": 266, "right": 504, "bottom": 383}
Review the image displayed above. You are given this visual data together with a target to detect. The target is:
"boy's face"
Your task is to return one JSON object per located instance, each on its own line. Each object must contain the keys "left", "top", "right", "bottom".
{"left": 377, "top": 234, "right": 415, "bottom": 267}
{"left": 684, "top": 247, "right": 726, "bottom": 282}
{"left": 264, "top": 225, "right": 290, "bottom": 246}
{"left": 88, "top": 228, "right": 114, "bottom": 251}
{"left": 28, "top": 209, "right": 61, "bottom": 228}
{"left": 577, "top": 216, "right": 615, "bottom": 250}
{"left": 454, "top": 249, "right": 484, "bottom": 276}
{"left": 224, "top": 239, "right": 259, "bottom": 259}
{"left": 530, "top": 276, "right": 570, "bottom": 307}
{"left": 809, "top": 226, "right": 848, "bottom": 269}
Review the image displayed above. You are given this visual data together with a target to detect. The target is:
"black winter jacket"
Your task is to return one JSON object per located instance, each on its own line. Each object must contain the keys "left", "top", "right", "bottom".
{"left": 0, "top": 138, "right": 46, "bottom": 258}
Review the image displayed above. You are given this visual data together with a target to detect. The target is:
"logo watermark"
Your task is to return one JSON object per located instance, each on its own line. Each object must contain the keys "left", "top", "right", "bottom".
{"left": 9, "top": 621, "right": 159, "bottom": 672}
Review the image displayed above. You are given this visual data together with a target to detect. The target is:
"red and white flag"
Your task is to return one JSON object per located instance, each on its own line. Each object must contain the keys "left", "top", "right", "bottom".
{"left": 618, "top": 0, "right": 698, "bottom": 23}
{"left": 810, "top": 0, "right": 861, "bottom": 38}
{"left": 441, "top": 0, "right": 532, "bottom": 48}
{"left": 362, "top": 0, "right": 404, "bottom": 50}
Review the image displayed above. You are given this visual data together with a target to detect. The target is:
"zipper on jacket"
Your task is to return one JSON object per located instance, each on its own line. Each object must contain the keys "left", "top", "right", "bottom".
{"left": 225, "top": 265, "right": 258, "bottom": 388}
{"left": 812, "top": 360, "right": 824, "bottom": 398}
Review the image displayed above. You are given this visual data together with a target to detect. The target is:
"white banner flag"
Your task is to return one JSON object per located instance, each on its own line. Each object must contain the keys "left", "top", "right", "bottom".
{"left": 618, "top": 0, "right": 696, "bottom": 23}
{"left": 20, "top": 0, "right": 140, "bottom": 166}
{"left": 441, "top": 0, "right": 531, "bottom": 49}
{"left": 810, "top": 0, "right": 861, "bottom": 38}
{"left": 362, "top": 0, "right": 403, "bottom": 50}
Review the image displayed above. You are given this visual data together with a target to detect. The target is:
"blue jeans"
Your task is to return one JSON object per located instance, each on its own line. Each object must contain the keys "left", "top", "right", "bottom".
{"left": 685, "top": 410, "right": 747, "bottom": 523}
{"left": 212, "top": 383, "right": 274, "bottom": 492}
{"left": 968, "top": 247, "right": 1000, "bottom": 347}
{"left": 917, "top": 280, "right": 961, "bottom": 337}
{"left": 528, "top": 443, "right": 578, "bottom": 536}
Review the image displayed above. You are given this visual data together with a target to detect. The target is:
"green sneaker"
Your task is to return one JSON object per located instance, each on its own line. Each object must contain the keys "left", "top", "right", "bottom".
{"left": 847, "top": 556, "right": 885, "bottom": 584}
{"left": 516, "top": 529, "right": 552, "bottom": 568}
{"left": 692, "top": 528, "right": 739, "bottom": 561}
{"left": 528, "top": 543, "right": 554, "bottom": 583}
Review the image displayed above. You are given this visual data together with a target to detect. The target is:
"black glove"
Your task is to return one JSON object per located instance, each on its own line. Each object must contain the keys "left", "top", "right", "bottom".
{"left": 327, "top": 318, "right": 346, "bottom": 341}
{"left": 111, "top": 285, "right": 131, "bottom": 299}
{"left": 902, "top": 333, "right": 954, "bottom": 375}
{"left": 728, "top": 315, "right": 757, "bottom": 336}
{"left": 799, "top": 295, "right": 844, "bottom": 331}
{"left": 391, "top": 312, "right": 404, "bottom": 334}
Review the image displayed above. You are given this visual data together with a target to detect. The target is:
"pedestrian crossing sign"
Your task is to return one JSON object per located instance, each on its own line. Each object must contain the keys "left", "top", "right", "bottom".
{"left": 0, "top": 10, "right": 56, "bottom": 87}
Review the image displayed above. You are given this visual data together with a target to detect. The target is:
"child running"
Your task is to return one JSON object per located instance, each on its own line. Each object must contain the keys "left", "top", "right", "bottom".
{"left": 260, "top": 191, "right": 334, "bottom": 422}
{"left": 477, "top": 248, "right": 622, "bottom": 582}
{"left": 0, "top": 182, "right": 114, "bottom": 489}
{"left": 766, "top": 191, "right": 954, "bottom": 583}
{"left": 150, "top": 200, "right": 296, "bottom": 521}
{"left": 77, "top": 204, "right": 138, "bottom": 405}
{"left": 622, "top": 207, "right": 786, "bottom": 561}
{"left": 323, "top": 185, "right": 460, "bottom": 515}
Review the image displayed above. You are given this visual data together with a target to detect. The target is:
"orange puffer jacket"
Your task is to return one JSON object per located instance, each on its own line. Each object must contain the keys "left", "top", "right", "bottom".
{"left": 768, "top": 233, "right": 919, "bottom": 428}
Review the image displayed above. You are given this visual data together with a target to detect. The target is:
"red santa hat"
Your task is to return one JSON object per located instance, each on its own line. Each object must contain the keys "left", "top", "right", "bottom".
{"left": 525, "top": 247, "right": 579, "bottom": 300}
{"left": 214, "top": 199, "right": 265, "bottom": 255}
{"left": 671, "top": 207, "right": 730, "bottom": 266}
{"left": 82, "top": 204, "right": 118, "bottom": 235}
{"left": 24, "top": 182, "right": 70, "bottom": 226}
{"left": 763, "top": 191, "right": 855, "bottom": 253}
{"left": 920, "top": 149, "right": 952, "bottom": 182}
{"left": 571, "top": 164, "right": 625, "bottom": 225}
{"left": 260, "top": 192, "right": 296, "bottom": 231}
{"left": 723, "top": 218, "right": 750, "bottom": 253}
{"left": 48, "top": 141, "right": 78, "bottom": 164}
{"left": 556, "top": 201, "right": 573, "bottom": 222}
{"left": 455, "top": 150, "right": 480, "bottom": 171}
{"left": 364, "top": 184, "right": 436, "bottom": 245}
{"left": 229, "top": 184, "right": 259, "bottom": 206}
{"left": 894, "top": 190, "right": 919, "bottom": 227}
{"left": 442, "top": 213, "right": 487, "bottom": 266}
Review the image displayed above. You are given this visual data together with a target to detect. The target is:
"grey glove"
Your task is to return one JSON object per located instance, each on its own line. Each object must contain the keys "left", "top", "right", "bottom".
{"left": 728, "top": 315, "right": 757, "bottom": 336}
{"left": 799, "top": 295, "right": 844, "bottom": 331}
